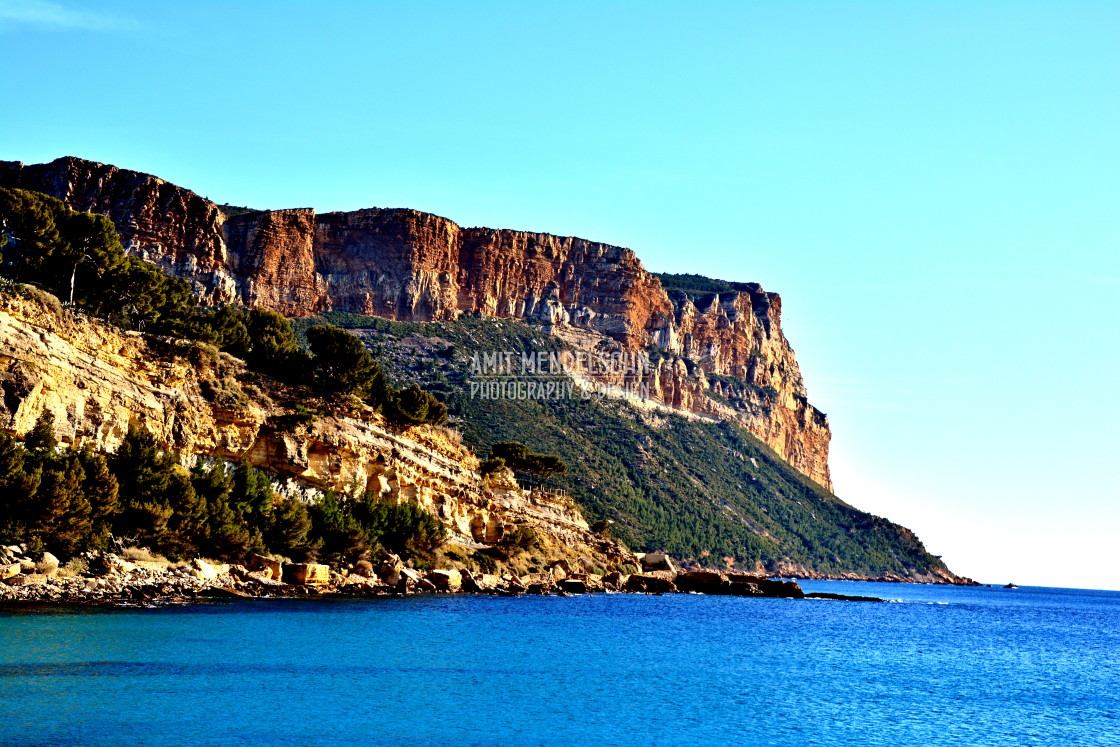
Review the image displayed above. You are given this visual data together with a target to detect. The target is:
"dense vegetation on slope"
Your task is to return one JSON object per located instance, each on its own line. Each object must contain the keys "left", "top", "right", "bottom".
{"left": 0, "top": 187, "right": 446, "bottom": 426}
{"left": 654, "top": 272, "right": 759, "bottom": 297}
{"left": 0, "top": 188, "right": 953, "bottom": 579}
{"left": 0, "top": 413, "right": 445, "bottom": 565}
{"left": 0, "top": 191, "right": 454, "bottom": 564}
{"left": 294, "top": 312, "right": 952, "bottom": 578}
{"left": 0, "top": 187, "right": 193, "bottom": 332}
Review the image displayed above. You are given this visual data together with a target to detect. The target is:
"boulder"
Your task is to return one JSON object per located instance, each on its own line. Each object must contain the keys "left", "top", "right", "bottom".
{"left": 757, "top": 579, "right": 804, "bottom": 598}
{"left": 246, "top": 571, "right": 284, "bottom": 587}
{"left": 378, "top": 556, "right": 404, "bottom": 587}
{"left": 602, "top": 571, "right": 625, "bottom": 590}
{"left": 247, "top": 554, "right": 284, "bottom": 581}
{"left": 353, "top": 560, "right": 375, "bottom": 578}
{"left": 4, "top": 573, "right": 47, "bottom": 587}
{"left": 425, "top": 570, "right": 462, "bottom": 592}
{"left": 726, "top": 574, "right": 805, "bottom": 598}
{"left": 35, "top": 552, "right": 60, "bottom": 576}
{"left": 520, "top": 572, "right": 551, "bottom": 587}
{"left": 558, "top": 578, "right": 588, "bottom": 594}
{"left": 191, "top": 559, "right": 221, "bottom": 580}
{"left": 675, "top": 570, "right": 730, "bottom": 595}
{"left": 460, "top": 568, "right": 485, "bottom": 593}
{"left": 399, "top": 567, "right": 437, "bottom": 592}
{"left": 624, "top": 573, "right": 676, "bottom": 594}
{"left": 639, "top": 552, "right": 676, "bottom": 573}
{"left": 1, "top": 562, "right": 20, "bottom": 580}
{"left": 283, "top": 563, "right": 330, "bottom": 585}
{"left": 378, "top": 564, "right": 402, "bottom": 587}
{"left": 88, "top": 553, "right": 128, "bottom": 576}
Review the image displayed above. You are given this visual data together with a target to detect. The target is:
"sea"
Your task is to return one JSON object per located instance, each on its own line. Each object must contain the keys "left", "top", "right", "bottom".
{"left": 1, "top": 581, "right": 1117, "bottom": 746}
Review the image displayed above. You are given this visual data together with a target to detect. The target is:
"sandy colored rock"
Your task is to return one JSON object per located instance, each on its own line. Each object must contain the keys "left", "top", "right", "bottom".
{"left": 283, "top": 563, "right": 330, "bottom": 585}
{"left": 0, "top": 156, "right": 832, "bottom": 489}
{"left": 0, "top": 291, "right": 641, "bottom": 580}
{"left": 248, "top": 554, "right": 283, "bottom": 581}
{"left": 639, "top": 552, "right": 675, "bottom": 573}
{"left": 191, "top": 559, "right": 229, "bottom": 580}
{"left": 425, "top": 569, "right": 462, "bottom": 592}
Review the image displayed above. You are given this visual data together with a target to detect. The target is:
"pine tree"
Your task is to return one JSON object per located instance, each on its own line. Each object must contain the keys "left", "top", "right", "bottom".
{"left": 76, "top": 447, "right": 119, "bottom": 550}
{"left": 266, "top": 497, "right": 312, "bottom": 557}
{"left": 0, "top": 432, "right": 41, "bottom": 543}
{"left": 192, "top": 460, "right": 251, "bottom": 558}
{"left": 35, "top": 452, "right": 92, "bottom": 556}
{"left": 110, "top": 427, "right": 191, "bottom": 554}
{"left": 24, "top": 411, "right": 58, "bottom": 454}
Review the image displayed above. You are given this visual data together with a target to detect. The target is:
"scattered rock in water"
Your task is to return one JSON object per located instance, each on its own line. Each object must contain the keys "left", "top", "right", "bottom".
{"left": 558, "top": 578, "right": 588, "bottom": 594}
{"left": 804, "top": 592, "right": 885, "bottom": 602}
{"left": 624, "top": 573, "right": 676, "bottom": 594}
{"left": 675, "top": 570, "right": 731, "bottom": 595}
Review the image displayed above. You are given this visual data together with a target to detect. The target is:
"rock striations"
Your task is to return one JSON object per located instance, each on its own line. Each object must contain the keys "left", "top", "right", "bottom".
{"left": 0, "top": 290, "right": 627, "bottom": 569}
{"left": 0, "top": 157, "right": 831, "bottom": 488}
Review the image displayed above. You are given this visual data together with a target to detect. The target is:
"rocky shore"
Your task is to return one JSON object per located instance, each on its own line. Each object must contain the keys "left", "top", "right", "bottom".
{"left": 0, "top": 547, "right": 886, "bottom": 607}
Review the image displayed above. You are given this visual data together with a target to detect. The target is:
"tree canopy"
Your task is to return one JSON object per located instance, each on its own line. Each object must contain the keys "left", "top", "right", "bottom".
{"left": 0, "top": 187, "right": 193, "bottom": 331}
{"left": 489, "top": 442, "right": 567, "bottom": 481}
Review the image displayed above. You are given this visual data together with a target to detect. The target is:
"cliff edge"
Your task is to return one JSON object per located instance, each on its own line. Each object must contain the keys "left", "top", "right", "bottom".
{"left": 0, "top": 157, "right": 831, "bottom": 489}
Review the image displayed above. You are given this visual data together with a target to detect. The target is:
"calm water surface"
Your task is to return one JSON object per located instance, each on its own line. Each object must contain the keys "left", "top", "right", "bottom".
{"left": 1, "top": 581, "right": 1117, "bottom": 746}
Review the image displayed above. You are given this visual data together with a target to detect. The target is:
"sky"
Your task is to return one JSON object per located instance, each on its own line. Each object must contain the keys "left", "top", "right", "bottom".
{"left": 2, "top": 0, "right": 1117, "bottom": 590}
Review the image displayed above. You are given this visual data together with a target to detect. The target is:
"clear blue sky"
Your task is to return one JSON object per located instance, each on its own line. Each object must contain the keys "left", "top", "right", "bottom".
{"left": 2, "top": 0, "right": 1117, "bottom": 589}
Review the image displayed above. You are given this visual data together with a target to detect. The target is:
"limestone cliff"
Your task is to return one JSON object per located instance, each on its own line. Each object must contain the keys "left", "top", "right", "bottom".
{"left": 0, "top": 290, "right": 629, "bottom": 568}
{"left": 0, "top": 157, "right": 830, "bottom": 488}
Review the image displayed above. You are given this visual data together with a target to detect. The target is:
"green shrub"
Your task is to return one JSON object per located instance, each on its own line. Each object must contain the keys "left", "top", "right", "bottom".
{"left": 479, "top": 457, "right": 506, "bottom": 476}
{"left": 472, "top": 551, "right": 498, "bottom": 574}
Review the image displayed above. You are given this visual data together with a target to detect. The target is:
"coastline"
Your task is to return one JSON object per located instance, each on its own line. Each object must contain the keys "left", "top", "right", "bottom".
{"left": 0, "top": 551, "right": 941, "bottom": 609}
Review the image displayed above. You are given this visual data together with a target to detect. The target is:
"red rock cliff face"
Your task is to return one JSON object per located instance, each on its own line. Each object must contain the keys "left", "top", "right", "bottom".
{"left": 0, "top": 157, "right": 832, "bottom": 489}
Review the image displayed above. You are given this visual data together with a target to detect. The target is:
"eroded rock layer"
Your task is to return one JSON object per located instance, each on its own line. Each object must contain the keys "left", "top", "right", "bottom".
{"left": 0, "top": 291, "right": 628, "bottom": 565}
{"left": 0, "top": 157, "right": 830, "bottom": 488}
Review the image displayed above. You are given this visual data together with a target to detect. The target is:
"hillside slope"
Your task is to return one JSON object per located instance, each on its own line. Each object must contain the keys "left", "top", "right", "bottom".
{"left": 294, "top": 312, "right": 963, "bottom": 583}
{"left": 0, "top": 288, "right": 630, "bottom": 572}
{"left": 0, "top": 156, "right": 831, "bottom": 489}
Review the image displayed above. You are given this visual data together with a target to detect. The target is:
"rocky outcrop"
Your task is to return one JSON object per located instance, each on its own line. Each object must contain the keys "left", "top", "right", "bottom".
{"left": 0, "top": 157, "right": 830, "bottom": 488}
{"left": 0, "top": 541, "right": 891, "bottom": 606}
{"left": 0, "top": 290, "right": 631, "bottom": 568}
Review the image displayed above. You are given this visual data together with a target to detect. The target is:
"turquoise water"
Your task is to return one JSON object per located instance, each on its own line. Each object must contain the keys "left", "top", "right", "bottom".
{"left": 1, "top": 581, "right": 1117, "bottom": 746}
